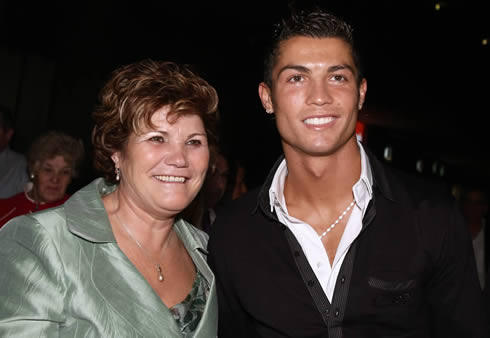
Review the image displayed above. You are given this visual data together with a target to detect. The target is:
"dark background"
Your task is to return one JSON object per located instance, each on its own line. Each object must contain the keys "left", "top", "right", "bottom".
{"left": 1, "top": 0, "right": 488, "bottom": 192}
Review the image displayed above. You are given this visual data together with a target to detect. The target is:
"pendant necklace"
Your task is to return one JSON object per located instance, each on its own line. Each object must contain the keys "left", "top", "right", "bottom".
{"left": 319, "top": 199, "right": 356, "bottom": 239}
{"left": 115, "top": 211, "right": 173, "bottom": 282}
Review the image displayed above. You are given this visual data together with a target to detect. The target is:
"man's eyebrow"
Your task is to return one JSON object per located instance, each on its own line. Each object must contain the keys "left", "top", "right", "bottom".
{"left": 276, "top": 64, "right": 310, "bottom": 78}
{"left": 328, "top": 64, "right": 356, "bottom": 75}
{"left": 276, "top": 63, "right": 357, "bottom": 78}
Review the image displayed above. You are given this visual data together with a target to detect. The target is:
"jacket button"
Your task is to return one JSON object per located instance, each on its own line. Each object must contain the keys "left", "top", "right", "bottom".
{"left": 341, "top": 276, "right": 346, "bottom": 283}
{"left": 294, "top": 251, "right": 300, "bottom": 257}
{"left": 307, "top": 280, "right": 315, "bottom": 287}
{"left": 335, "top": 309, "right": 340, "bottom": 317}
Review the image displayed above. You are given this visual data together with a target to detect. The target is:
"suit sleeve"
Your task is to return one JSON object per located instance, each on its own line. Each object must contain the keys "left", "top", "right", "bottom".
{"left": 424, "top": 199, "right": 488, "bottom": 338}
{"left": 0, "top": 215, "right": 66, "bottom": 336}
{"left": 207, "top": 217, "right": 251, "bottom": 338}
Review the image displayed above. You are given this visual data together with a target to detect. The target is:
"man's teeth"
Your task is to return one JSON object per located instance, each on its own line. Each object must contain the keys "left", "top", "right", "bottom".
{"left": 304, "top": 116, "right": 335, "bottom": 125}
{"left": 155, "top": 175, "right": 186, "bottom": 183}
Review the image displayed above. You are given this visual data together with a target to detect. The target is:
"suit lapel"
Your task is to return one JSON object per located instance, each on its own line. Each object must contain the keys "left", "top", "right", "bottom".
{"left": 174, "top": 219, "right": 217, "bottom": 337}
{"left": 88, "top": 242, "right": 182, "bottom": 336}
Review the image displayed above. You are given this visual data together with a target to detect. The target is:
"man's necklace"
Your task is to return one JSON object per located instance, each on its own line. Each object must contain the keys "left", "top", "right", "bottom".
{"left": 319, "top": 199, "right": 356, "bottom": 239}
{"left": 114, "top": 211, "right": 173, "bottom": 282}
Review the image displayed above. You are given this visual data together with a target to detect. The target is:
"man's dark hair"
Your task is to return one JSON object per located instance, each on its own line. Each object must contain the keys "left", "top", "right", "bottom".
{"left": 263, "top": 6, "right": 363, "bottom": 87}
{"left": 0, "top": 104, "right": 14, "bottom": 132}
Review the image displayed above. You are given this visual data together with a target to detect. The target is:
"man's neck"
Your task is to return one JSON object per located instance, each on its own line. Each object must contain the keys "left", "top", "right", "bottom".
{"left": 283, "top": 138, "right": 361, "bottom": 206}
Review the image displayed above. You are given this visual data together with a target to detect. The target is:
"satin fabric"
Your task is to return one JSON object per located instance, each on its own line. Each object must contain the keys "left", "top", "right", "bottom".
{"left": 0, "top": 178, "right": 217, "bottom": 337}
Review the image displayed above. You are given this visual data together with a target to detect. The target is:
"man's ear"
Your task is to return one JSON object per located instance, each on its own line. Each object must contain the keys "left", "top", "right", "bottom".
{"left": 258, "top": 82, "right": 274, "bottom": 114}
{"left": 358, "top": 78, "right": 367, "bottom": 110}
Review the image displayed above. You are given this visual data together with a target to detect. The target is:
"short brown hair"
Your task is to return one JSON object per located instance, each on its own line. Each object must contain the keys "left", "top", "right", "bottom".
{"left": 27, "top": 130, "right": 85, "bottom": 177}
{"left": 91, "top": 59, "right": 219, "bottom": 184}
{"left": 264, "top": 6, "right": 362, "bottom": 87}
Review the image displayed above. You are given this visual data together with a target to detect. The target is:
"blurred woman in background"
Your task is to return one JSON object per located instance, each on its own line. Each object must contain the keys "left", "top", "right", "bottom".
{"left": 0, "top": 130, "right": 84, "bottom": 227}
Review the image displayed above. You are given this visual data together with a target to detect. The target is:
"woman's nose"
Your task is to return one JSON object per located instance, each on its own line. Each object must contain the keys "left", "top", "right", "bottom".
{"left": 165, "top": 144, "right": 188, "bottom": 167}
{"left": 52, "top": 172, "right": 61, "bottom": 182}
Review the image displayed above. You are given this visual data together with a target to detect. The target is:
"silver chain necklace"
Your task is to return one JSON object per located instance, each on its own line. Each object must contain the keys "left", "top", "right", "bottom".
{"left": 115, "top": 211, "right": 173, "bottom": 282}
{"left": 319, "top": 199, "right": 355, "bottom": 239}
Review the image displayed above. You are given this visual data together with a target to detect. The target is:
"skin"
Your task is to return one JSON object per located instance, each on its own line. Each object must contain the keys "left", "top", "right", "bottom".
{"left": 104, "top": 105, "right": 210, "bottom": 307}
{"left": 31, "top": 155, "right": 73, "bottom": 203}
{"left": 258, "top": 36, "right": 367, "bottom": 264}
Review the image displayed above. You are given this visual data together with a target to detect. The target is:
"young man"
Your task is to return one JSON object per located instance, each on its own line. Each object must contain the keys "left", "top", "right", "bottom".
{"left": 208, "top": 7, "right": 488, "bottom": 338}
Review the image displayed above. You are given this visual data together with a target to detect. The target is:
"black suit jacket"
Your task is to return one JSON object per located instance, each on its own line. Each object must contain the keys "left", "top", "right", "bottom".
{"left": 208, "top": 150, "right": 488, "bottom": 338}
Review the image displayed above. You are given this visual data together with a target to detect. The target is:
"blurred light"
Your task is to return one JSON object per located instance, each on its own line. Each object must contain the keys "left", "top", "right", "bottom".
{"left": 383, "top": 146, "right": 393, "bottom": 162}
{"left": 355, "top": 121, "right": 366, "bottom": 142}
{"left": 432, "top": 161, "right": 438, "bottom": 174}
{"left": 483, "top": 38, "right": 488, "bottom": 46}
{"left": 435, "top": 3, "right": 441, "bottom": 11}
{"left": 416, "top": 160, "right": 424, "bottom": 173}
{"left": 439, "top": 164, "right": 445, "bottom": 177}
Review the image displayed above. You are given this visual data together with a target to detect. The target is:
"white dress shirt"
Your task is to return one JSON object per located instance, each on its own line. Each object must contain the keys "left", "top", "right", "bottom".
{"left": 269, "top": 140, "right": 373, "bottom": 302}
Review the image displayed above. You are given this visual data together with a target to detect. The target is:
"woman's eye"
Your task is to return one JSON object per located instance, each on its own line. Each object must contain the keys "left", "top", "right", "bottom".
{"left": 187, "top": 139, "right": 202, "bottom": 146}
{"left": 149, "top": 136, "right": 165, "bottom": 143}
{"left": 42, "top": 167, "right": 53, "bottom": 173}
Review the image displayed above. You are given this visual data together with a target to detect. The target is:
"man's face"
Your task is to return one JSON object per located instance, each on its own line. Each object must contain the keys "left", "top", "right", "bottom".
{"left": 0, "top": 127, "right": 13, "bottom": 151}
{"left": 259, "top": 36, "right": 367, "bottom": 158}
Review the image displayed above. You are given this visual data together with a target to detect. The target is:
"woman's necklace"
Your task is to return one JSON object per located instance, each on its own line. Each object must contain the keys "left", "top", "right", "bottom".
{"left": 114, "top": 212, "right": 173, "bottom": 282}
{"left": 318, "top": 199, "right": 356, "bottom": 239}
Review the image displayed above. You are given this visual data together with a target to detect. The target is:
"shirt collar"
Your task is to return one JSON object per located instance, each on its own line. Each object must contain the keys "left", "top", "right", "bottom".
{"left": 269, "top": 139, "right": 374, "bottom": 213}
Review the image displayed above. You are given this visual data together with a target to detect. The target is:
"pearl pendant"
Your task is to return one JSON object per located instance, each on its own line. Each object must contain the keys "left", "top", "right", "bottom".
{"left": 156, "top": 265, "right": 164, "bottom": 282}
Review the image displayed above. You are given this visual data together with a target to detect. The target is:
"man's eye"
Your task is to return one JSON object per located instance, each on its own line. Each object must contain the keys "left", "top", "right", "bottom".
{"left": 288, "top": 75, "right": 304, "bottom": 83}
{"left": 149, "top": 136, "right": 165, "bottom": 143}
{"left": 331, "top": 74, "right": 347, "bottom": 82}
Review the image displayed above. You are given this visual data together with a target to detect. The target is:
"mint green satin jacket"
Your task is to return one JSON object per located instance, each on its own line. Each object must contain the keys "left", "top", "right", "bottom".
{"left": 0, "top": 178, "right": 217, "bottom": 337}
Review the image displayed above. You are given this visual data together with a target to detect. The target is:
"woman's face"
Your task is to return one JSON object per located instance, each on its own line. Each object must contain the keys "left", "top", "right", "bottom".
{"left": 34, "top": 155, "right": 72, "bottom": 203}
{"left": 113, "top": 106, "right": 210, "bottom": 219}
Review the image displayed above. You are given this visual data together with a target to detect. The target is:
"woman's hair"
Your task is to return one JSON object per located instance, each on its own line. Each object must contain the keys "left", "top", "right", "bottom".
{"left": 27, "top": 130, "right": 85, "bottom": 177}
{"left": 92, "top": 59, "right": 219, "bottom": 184}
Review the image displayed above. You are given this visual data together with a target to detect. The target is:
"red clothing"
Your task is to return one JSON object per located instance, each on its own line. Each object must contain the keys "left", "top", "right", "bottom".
{"left": 0, "top": 192, "right": 70, "bottom": 228}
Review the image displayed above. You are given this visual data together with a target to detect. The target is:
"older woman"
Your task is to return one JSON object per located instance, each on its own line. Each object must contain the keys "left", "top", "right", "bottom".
{"left": 0, "top": 60, "right": 219, "bottom": 337}
{"left": 0, "top": 130, "right": 84, "bottom": 227}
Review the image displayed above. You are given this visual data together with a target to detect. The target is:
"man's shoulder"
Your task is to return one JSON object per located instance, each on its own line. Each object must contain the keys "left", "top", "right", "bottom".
{"left": 376, "top": 160, "right": 454, "bottom": 209}
{"left": 2, "top": 147, "right": 26, "bottom": 165}
{"left": 211, "top": 187, "right": 266, "bottom": 237}
{"left": 215, "top": 187, "right": 261, "bottom": 218}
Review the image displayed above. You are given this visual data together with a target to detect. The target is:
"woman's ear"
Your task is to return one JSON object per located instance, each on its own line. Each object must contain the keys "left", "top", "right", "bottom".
{"left": 111, "top": 153, "right": 120, "bottom": 168}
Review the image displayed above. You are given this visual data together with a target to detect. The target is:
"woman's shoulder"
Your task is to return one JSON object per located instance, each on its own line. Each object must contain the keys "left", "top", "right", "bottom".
{"left": 175, "top": 218, "right": 209, "bottom": 247}
{"left": 0, "top": 206, "right": 68, "bottom": 260}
